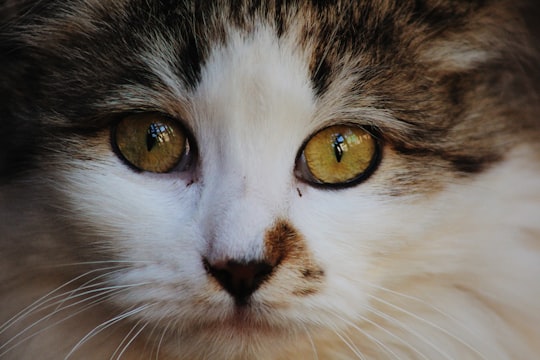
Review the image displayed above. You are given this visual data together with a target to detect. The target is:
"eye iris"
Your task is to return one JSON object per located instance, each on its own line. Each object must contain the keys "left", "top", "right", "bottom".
{"left": 304, "top": 125, "right": 376, "bottom": 184}
{"left": 115, "top": 114, "right": 187, "bottom": 173}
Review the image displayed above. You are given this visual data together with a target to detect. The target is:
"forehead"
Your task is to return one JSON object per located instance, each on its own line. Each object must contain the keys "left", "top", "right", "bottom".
{"left": 26, "top": 0, "right": 423, "bottom": 130}
{"left": 19, "top": 0, "right": 500, "bottom": 122}
{"left": 12, "top": 0, "right": 530, "bottom": 184}
{"left": 188, "top": 26, "right": 316, "bottom": 180}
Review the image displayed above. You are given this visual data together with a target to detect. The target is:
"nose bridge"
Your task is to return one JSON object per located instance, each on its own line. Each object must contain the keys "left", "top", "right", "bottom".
{"left": 201, "top": 178, "right": 274, "bottom": 263}
{"left": 194, "top": 28, "right": 301, "bottom": 263}
{"left": 199, "top": 172, "right": 286, "bottom": 305}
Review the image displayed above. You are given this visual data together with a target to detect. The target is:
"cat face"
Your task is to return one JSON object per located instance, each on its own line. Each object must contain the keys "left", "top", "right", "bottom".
{"left": 45, "top": 23, "right": 391, "bottom": 354}
{"left": 1, "top": 1, "right": 539, "bottom": 359}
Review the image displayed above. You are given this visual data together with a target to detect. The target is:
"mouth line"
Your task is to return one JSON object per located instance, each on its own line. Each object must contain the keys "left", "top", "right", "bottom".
{"left": 211, "top": 306, "right": 289, "bottom": 334}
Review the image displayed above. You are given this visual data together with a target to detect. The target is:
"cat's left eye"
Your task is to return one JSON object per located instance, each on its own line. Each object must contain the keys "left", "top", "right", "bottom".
{"left": 295, "top": 125, "right": 380, "bottom": 187}
{"left": 113, "top": 113, "right": 193, "bottom": 173}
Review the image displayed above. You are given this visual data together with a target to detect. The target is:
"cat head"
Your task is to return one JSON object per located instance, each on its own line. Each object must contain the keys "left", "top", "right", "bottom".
{"left": 1, "top": 0, "right": 539, "bottom": 357}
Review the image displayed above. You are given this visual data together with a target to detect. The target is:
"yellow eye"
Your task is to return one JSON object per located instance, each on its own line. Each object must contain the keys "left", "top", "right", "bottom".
{"left": 297, "top": 125, "right": 379, "bottom": 186}
{"left": 114, "top": 113, "right": 191, "bottom": 173}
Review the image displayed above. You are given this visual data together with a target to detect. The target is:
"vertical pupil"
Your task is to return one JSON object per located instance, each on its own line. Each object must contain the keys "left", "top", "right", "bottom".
{"left": 146, "top": 123, "right": 168, "bottom": 151}
{"left": 333, "top": 134, "right": 345, "bottom": 163}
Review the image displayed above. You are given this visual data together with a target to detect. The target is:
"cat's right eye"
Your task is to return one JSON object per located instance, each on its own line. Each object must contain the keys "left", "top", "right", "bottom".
{"left": 113, "top": 113, "right": 193, "bottom": 173}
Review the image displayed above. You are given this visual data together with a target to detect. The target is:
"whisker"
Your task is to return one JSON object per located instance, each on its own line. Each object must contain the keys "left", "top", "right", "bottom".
{"left": 141, "top": 315, "right": 161, "bottom": 357}
{"left": 52, "top": 268, "right": 130, "bottom": 314}
{"left": 332, "top": 327, "right": 367, "bottom": 360}
{"left": 51, "top": 260, "right": 153, "bottom": 268}
{"left": 110, "top": 319, "right": 148, "bottom": 360}
{"left": 0, "top": 281, "right": 150, "bottom": 357}
{"left": 0, "top": 266, "right": 126, "bottom": 334}
{"left": 365, "top": 283, "right": 476, "bottom": 334}
{"left": 367, "top": 293, "right": 482, "bottom": 360}
{"left": 64, "top": 304, "right": 153, "bottom": 360}
{"left": 119, "top": 322, "right": 149, "bottom": 359}
{"left": 1, "top": 281, "right": 150, "bottom": 351}
{"left": 364, "top": 282, "right": 487, "bottom": 358}
{"left": 300, "top": 323, "right": 319, "bottom": 360}
{"left": 154, "top": 319, "right": 174, "bottom": 360}
{"left": 0, "top": 291, "right": 116, "bottom": 358}
{"left": 140, "top": 311, "right": 170, "bottom": 359}
{"left": 331, "top": 311, "right": 403, "bottom": 360}
{"left": 1, "top": 259, "right": 153, "bottom": 357}
{"left": 363, "top": 304, "right": 432, "bottom": 360}
{"left": 366, "top": 295, "right": 453, "bottom": 360}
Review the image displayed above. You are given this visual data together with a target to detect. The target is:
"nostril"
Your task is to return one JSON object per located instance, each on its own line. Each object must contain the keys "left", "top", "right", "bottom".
{"left": 203, "top": 258, "right": 275, "bottom": 306}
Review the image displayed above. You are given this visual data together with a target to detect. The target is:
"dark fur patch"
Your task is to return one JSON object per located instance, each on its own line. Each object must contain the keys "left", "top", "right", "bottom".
{"left": 264, "top": 219, "right": 303, "bottom": 266}
{"left": 311, "top": 57, "right": 332, "bottom": 97}
{"left": 264, "top": 219, "right": 324, "bottom": 296}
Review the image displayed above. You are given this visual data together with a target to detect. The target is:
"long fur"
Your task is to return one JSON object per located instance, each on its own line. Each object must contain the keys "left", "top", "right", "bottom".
{"left": 1, "top": 1, "right": 539, "bottom": 359}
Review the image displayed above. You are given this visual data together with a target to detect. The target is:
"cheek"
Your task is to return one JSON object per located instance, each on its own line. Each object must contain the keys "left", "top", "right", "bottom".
{"left": 53, "top": 158, "right": 214, "bottom": 314}
{"left": 288, "top": 187, "right": 432, "bottom": 317}
{"left": 54, "top": 155, "right": 204, "bottom": 268}
{"left": 290, "top": 186, "right": 392, "bottom": 262}
{"left": 288, "top": 190, "right": 379, "bottom": 315}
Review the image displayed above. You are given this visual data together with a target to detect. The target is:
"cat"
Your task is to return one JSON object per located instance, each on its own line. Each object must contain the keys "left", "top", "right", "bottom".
{"left": 1, "top": 0, "right": 540, "bottom": 359}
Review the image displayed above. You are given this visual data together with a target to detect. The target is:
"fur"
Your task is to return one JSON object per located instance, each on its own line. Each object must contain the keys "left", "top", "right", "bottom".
{"left": 1, "top": 0, "right": 539, "bottom": 359}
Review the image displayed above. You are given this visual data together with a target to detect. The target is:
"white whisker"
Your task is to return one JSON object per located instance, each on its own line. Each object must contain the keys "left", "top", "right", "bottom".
{"left": 141, "top": 315, "right": 162, "bottom": 356}
{"left": 0, "top": 266, "right": 126, "bottom": 335}
{"left": 117, "top": 322, "right": 149, "bottom": 359}
{"left": 332, "top": 327, "right": 367, "bottom": 360}
{"left": 300, "top": 323, "right": 319, "bottom": 360}
{"left": 0, "top": 291, "right": 115, "bottom": 358}
{"left": 64, "top": 304, "right": 152, "bottom": 360}
{"left": 51, "top": 260, "right": 152, "bottom": 268}
{"left": 0, "top": 281, "right": 150, "bottom": 352}
{"left": 363, "top": 304, "right": 432, "bottom": 360}
{"left": 331, "top": 311, "right": 403, "bottom": 360}
{"left": 154, "top": 319, "right": 173, "bottom": 360}
{"left": 366, "top": 294, "right": 469, "bottom": 360}
{"left": 141, "top": 312, "right": 171, "bottom": 359}
{"left": 53, "top": 267, "right": 132, "bottom": 314}
{"left": 110, "top": 319, "right": 148, "bottom": 360}
{"left": 364, "top": 282, "right": 487, "bottom": 359}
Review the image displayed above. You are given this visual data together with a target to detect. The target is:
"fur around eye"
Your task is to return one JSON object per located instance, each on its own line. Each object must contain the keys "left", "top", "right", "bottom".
{"left": 113, "top": 113, "right": 193, "bottom": 173}
{"left": 295, "top": 125, "right": 380, "bottom": 187}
